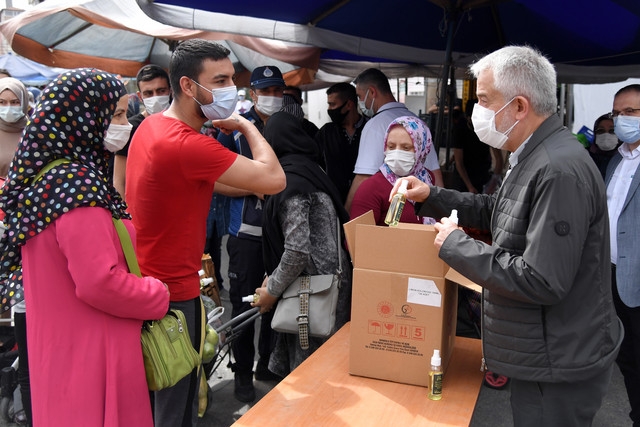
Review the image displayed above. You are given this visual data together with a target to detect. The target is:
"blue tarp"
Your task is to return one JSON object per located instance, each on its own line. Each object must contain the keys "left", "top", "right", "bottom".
{"left": 0, "top": 52, "right": 64, "bottom": 86}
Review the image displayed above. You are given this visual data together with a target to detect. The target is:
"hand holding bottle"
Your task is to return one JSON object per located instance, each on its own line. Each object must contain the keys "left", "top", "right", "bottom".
{"left": 388, "top": 176, "right": 431, "bottom": 204}
{"left": 252, "top": 276, "right": 278, "bottom": 314}
{"left": 433, "top": 209, "right": 461, "bottom": 250}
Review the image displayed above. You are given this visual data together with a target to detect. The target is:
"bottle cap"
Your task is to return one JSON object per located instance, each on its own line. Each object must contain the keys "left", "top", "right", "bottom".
{"left": 449, "top": 209, "right": 458, "bottom": 225}
{"left": 431, "top": 349, "right": 441, "bottom": 366}
{"left": 242, "top": 294, "right": 258, "bottom": 303}
{"left": 398, "top": 178, "right": 409, "bottom": 194}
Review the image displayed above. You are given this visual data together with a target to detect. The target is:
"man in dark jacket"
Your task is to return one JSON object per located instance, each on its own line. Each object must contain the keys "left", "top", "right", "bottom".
{"left": 217, "top": 65, "right": 286, "bottom": 402}
{"left": 395, "top": 46, "right": 623, "bottom": 426}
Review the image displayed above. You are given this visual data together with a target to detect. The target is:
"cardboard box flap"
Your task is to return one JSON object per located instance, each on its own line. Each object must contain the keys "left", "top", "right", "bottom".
{"left": 343, "top": 210, "right": 375, "bottom": 264}
{"left": 355, "top": 226, "right": 446, "bottom": 277}
{"left": 445, "top": 268, "right": 483, "bottom": 293}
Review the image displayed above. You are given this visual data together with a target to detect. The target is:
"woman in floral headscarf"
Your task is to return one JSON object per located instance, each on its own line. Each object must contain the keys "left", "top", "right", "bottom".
{"left": 0, "top": 68, "right": 169, "bottom": 427}
{"left": 350, "top": 115, "right": 436, "bottom": 225}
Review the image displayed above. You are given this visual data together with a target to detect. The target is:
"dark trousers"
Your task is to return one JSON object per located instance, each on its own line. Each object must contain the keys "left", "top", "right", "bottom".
{"left": 510, "top": 362, "right": 613, "bottom": 427}
{"left": 227, "top": 235, "right": 275, "bottom": 374}
{"left": 204, "top": 226, "right": 225, "bottom": 287}
{"left": 612, "top": 264, "right": 640, "bottom": 426}
{"left": 14, "top": 311, "right": 31, "bottom": 424}
{"left": 153, "top": 297, "right": 202, "bottom": 427}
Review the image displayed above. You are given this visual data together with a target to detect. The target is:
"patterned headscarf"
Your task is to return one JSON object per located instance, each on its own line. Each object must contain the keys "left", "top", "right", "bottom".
{"left": 0, "top": 68, "right": 128, "bottom": 311}
{"left": 379, "top": 116, "right": 434, "bottom": 187}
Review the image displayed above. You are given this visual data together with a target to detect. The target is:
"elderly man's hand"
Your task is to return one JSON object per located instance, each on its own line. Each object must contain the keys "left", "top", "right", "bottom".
{"left": 434, "top": 216, "right": 461, "bottom": 250}
{"left": 388, "top": 176, "right": 431, "bottom": 204}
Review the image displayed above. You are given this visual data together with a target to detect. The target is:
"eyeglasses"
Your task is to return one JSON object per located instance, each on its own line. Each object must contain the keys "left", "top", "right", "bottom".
{"left": 608, "top": 108, "right": 640, "bottom": 119}
{"left": 594, "top": 128, "right": 615, "bottom": 135}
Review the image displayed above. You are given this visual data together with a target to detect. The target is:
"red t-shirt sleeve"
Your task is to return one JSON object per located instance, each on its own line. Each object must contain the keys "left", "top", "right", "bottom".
{"left": 179, "top": 133, "right": 237, "bottom": 184}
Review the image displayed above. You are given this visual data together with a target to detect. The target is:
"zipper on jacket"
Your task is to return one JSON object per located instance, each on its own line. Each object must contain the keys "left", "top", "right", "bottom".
{"left": 480, "top": 288, "right": 487, "bottom": 372}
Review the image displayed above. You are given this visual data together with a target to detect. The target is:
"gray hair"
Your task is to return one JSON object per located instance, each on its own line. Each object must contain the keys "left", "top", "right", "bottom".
{"left": 469, "top": 46, "right": 557, "bottom": 117}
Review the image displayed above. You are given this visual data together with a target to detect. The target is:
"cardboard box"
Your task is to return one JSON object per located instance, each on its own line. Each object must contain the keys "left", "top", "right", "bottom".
{"left": 344, "top": 212, "right": 479, "bottom": 387}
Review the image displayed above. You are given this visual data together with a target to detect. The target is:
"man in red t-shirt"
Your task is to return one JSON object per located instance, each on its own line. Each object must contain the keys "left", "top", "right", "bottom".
{"left": 126, "top": 39, "right": 285, "bottom": 427}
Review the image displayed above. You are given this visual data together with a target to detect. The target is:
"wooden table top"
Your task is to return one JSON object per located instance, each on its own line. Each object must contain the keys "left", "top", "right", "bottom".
{"left": 234, "top": 322, "right": 485, "bottom": 426}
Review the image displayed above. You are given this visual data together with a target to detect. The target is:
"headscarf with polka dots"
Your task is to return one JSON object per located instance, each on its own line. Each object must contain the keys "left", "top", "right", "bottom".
{"left": 0, "top": 68, "right": 128, "bottom": 311}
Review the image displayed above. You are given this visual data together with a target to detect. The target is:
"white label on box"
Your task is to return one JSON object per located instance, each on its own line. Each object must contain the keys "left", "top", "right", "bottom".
{"left": 406, "top": 277, "right": 441, "bottom": 307}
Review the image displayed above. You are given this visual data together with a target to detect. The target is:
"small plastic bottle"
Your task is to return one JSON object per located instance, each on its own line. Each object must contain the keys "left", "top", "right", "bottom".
{"left": 385, "top": 178, "right": 409, "bottom": 227}
{"left": 242, "top": 294, "right": 259, "bottom": 303}
{"left": 200, "top": 277, "right": 214, "bottom": 291}
{"left": 198, "top": 269, "right": 214, "bottom": 289}
{"left": 428, "top": 349, "right": 443, "bottom": 400}
{"left": 449, "top": 209, "right": 458, "bottom": 225}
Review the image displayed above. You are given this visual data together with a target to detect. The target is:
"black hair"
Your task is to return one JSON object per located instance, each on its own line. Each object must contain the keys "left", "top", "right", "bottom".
{"left": 136, "top": 64, "right": 170, "bottom": 90}
{"left": 283, "top": 85, "right": 303, "bottom": 104}
{"left": 615, "top": 84, "right": 640, "bottom": 98}
{"left": 326, "top": 82, "right": 357, "bottom": 104}
{"left": 353, "top": 68, "right": 391, "bottom": 95}
{"left": 593, "top": 113, "right": 613, "bottom": 131}
{"left": 169, "top": 39, "right": 230, "bottom": 98}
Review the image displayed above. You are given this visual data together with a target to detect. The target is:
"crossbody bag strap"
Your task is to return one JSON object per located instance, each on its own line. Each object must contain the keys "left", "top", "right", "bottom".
{"left": 335, "top": 216, "right": 342, "bottom": 276}
{"left": 296, "top": 216, "right": 343, "bottom": 349}
{"left": 113, "top": 218, "right": 141, "bottom": 277}
{"left": 32, "top": 158, "right": 71, "bottom": 182}
{"left": 113, "top": 219, "right": 205, "bottom": 360}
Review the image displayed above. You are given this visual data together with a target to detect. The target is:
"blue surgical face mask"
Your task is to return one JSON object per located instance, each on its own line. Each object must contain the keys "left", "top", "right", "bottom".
{"left": 191, "top": 80, "right": 238, "bottom": 120}
{"left": 0, "top": 106, "right": 24, "bottom": 123}
{"left": 614, "top": 115, "right": 640, "bottom": 144}
{"left": 358, "top": 89, "right": 375, "bottom": 118}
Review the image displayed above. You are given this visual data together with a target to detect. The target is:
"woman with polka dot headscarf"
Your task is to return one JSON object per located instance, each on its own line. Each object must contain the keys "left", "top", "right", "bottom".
{"left": 0, "top": 68, "right": 169, "bottom": 427}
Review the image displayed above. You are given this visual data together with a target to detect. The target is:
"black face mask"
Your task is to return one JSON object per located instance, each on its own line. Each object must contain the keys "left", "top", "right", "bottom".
{"left": 327, "top": 101, "right": 349, "bottom": 125}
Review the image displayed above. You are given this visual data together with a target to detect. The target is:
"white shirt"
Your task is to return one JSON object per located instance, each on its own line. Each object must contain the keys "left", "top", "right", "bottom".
{"left": 607, "top": 142, "right": 640, "bottom": 264}
{"left": 235, "top": 99, "right": 253, "bottom": 114}
{"left": 353, "top": 102, "right": 439, "bottom": 175}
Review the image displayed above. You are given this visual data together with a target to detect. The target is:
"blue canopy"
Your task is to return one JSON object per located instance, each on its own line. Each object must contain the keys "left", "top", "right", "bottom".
{"left": 143, "top": 0, "right": 640, "bottom": 84}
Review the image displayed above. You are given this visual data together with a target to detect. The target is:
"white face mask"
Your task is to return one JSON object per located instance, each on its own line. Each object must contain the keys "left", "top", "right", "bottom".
{"left": 103, "top": 122, "right": 133, "bottom": 152}
{"left": 143, "top": 95, "right": 170, "bottom": 115}
{"left": 594, "top": 133, "right": 619, "bottom": 151}
{"left": 0, "top": 106, "right": 24, "bottom": 123}
{"left": 192, "top": 81, "right": 238, "bottom": 120}
{"left": 358, "top": 89, "right": 375, "bottom": 118}
{"left": 471, "top": 98, "right": 519, "bottom": 149}
{"left": 384, "top": 149, "right": 416, "bottom": 177}
{"left": 256, "top": 95, "right": 283, "bottom": 117}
